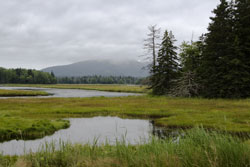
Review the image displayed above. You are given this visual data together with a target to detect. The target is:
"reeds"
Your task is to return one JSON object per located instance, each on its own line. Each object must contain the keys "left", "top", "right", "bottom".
{"left": 1, "top": 128, "right": 248, "bottom": 167}
{"left": 0, "top": 89, "right": 49, "bottom": 97}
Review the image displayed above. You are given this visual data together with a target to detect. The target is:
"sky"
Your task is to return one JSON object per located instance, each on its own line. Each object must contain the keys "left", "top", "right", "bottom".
{"left": 0, "top": 0, "right": 220, "bottom": 70}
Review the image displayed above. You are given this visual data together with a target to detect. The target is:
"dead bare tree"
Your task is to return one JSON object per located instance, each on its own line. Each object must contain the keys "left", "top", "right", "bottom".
{"left": 143, "top": 25, "right": 161, "bottom": 72}
{"left": 169, "top": 71, "right": 200, "bottom": 97}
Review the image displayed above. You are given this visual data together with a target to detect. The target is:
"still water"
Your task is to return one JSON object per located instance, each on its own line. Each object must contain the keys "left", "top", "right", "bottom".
{"left": 0, "top": 87, "right": 140, "bottom": 98}
{"left": 0, "top": 117, "right": 167, "bottom": 155}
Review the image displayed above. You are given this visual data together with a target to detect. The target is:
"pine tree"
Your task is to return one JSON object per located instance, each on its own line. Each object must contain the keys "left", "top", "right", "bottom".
{"left": 199, "top": 0, "right": 235, "bottom": 98}
{"left": 150, "top": 30, "right": 179, "bottom": 95}
{"left": 232, "top": 0, "right": 250, "bottom": 97}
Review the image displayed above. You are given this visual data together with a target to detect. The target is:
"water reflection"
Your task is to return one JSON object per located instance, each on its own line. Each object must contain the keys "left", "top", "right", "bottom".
{"left": 0, "top": 117, "right": 170, "bottom": 155}
{"left": 150, "top": 120, "right": 184, "bottom": 140}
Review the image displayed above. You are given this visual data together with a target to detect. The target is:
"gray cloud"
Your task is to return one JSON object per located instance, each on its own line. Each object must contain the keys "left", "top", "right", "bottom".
{"left": 0, "top": 0, "right": 219, "bottom": 69}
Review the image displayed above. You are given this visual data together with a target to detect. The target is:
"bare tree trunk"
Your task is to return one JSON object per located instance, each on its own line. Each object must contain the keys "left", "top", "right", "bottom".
{"left": 143, "top": 25, "right": 161, "bottom": 72}
{"left": 152, "top": 32, "right": 156, "bottom": 69}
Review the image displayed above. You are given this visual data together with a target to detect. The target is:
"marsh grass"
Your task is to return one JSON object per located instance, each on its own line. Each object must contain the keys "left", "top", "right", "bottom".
{"left": 0, "top": 95, "right": 250, "bottom": 141}
{"left": 0, "top": 89, "right": 50, "bottom": 97}
{"left": 0, "top": 85, "right": 249, "bottom": 166}
{"left": 0, "top": 128, "right": 249, "bottom": 167}
{"left": 0, "top": 118, "right": 70, "bottom": 142}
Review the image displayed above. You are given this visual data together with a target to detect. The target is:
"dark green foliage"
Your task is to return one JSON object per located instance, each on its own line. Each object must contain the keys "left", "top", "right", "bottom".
{"left": 199, "top": 0, "right": 236, "bottom": 98}
{"left": 0, "top": 67, "right": 57, "bottom": 84}
{"left": 171, "top": 41, "right": 203, "bottom": 97}
{"left": 148, "top": 0, "right": 250, "bottom": 98}
{"left": 232, "top": 0, "right": 250, "bottom": 97}
{"left": 180, "top": 41, "right": 203, "bottom": 72}
{"left": 150, "top": 30, "right": 179, "bottom": 95}
{"left": 57, "top": 75, "right": 145, "bottom": 85}
{"left": 197, "top": 0, "right": 250, "bottom": 98}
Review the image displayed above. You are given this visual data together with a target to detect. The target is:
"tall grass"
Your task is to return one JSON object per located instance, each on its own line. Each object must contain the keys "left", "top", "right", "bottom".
{"left": 1, "top": 128, "right": 249, "bottom": 167}
{"left": 0, "top": 89, "right": 50, "bottom": 97}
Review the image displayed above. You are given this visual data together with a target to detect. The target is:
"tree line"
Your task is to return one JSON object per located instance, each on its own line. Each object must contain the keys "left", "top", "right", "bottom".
{"left": 57, "top": 76, "right": 145, "bottom": 85}
{"left": 0, "top": 67, "right": 145, "bottom": 85}
{"left": 0, "top": 67, "right": 57, "bottom": 84}
{"left": 147, "top": 0, "right": 250, "bottom": 98}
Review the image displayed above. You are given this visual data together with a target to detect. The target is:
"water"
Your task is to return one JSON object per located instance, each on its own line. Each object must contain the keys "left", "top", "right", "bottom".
{"left": 0, "top": 117, "right": 167, "bottom": 156}
{"left": 0, "top": 87, "right": 140, "bottom": 98}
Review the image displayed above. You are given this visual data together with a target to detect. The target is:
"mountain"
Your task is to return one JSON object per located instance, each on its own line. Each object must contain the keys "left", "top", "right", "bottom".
{"left": 42, "top": 60, "right": 149, "bottom": 77}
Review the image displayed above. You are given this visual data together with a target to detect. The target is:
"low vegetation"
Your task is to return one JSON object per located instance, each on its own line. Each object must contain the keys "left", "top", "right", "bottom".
{"left": 0, "top": 95, "right": 249, "bottom": 142}
{"left": 0, "top": 118, "right": 69, "bottom": 142}
{"left": 0, "top": 128, "right": 249, "bottom": 167}
{"left": 3, "top": 84, "right": 148, "bottom": 93}
{"left": 0, "top": 89, "right": 50, "bottom": 97}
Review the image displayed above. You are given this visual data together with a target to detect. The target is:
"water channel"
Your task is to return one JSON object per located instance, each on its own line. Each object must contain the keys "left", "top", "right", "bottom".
{"left": 0, "top": 117, "right": 170, "bottom": 155}
{"left": 0, "top": 86, "right": 140, "bottom": 98}
{"left": 0, "top": 88, "right": 158, "bottom": 155}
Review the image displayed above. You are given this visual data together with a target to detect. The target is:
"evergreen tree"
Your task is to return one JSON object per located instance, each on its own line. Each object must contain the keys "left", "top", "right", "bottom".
{"left": 199, "top": 0, "right": 235, "bottom": 98}
{"left": 231, "top": 0, "right": 250, "bottom": 97}
{"left": 180, "top": 41, "right": 202, "bottom": 73}
{"left": 51, "top": 71, "right": 55, "bottom": 78}
{"left": 150, "top": 30, "right": 179, "bottom": 95}
{"left": 172, "top": 41, "right": 202, "bottom": 97}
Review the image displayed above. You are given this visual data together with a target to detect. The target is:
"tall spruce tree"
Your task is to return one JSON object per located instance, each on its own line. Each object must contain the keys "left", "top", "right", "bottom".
{"left": 232, "top": 0, "right": 250, "bottom": 97}
{"left": 150, "top": 30, "right": 179, "bottom": 95}
{"left": 199, "top": 0, "right": 235, "bottom": 98}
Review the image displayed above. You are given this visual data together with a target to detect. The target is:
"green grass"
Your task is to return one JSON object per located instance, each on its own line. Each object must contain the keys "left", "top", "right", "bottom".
{"left": 0, "top": 84, "right": 249, "bottom": 166}
{"left": 0, "top": 117, "right": 70, "bottom": 142}
{"left": 0, "top": 95, "right": 250, "bottom": 142}
{"left": 0, "top": 89, "right": 50, "bottom": 97}
{"left": 1, "top": 128, "right": 249, "bottom": 167}
{"left": 3, "top": 84, "right": 148, "bottom": 93}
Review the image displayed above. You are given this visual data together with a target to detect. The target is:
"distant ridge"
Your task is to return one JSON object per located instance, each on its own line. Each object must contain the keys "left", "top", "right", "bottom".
{"left": 42, "top": 60, "right": 149, "bottom": 77}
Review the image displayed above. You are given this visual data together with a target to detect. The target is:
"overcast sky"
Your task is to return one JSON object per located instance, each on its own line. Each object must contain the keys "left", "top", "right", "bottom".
{"left": 0, "top": 0, "right": 220, "bottom": 69}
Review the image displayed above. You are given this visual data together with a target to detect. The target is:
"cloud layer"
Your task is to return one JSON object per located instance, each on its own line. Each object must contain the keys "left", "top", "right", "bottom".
{"left": 0, "top": 0, "right": 219, "bottom": 69}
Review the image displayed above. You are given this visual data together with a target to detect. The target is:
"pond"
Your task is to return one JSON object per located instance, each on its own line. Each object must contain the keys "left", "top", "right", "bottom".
{"left": 0, "top": 117, "right": 171, "bottom": 155}
{"left": 0, "top": 87, "right": 140, "bottom": 98}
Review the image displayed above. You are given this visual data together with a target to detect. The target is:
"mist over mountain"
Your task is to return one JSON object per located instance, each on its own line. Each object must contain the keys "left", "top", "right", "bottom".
{"left": 42, "top": 60, "right": 149, "bottom": 77}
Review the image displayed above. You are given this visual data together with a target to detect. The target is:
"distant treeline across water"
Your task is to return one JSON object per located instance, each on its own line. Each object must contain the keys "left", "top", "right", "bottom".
{"left": 0, "top": 67, "right": 57, "bottom": 84}
{"left": 0, "top": 67, "right": 146, "bottom": 85}
{"left": 57, "top": 76, "right": 146, "bottom": 85}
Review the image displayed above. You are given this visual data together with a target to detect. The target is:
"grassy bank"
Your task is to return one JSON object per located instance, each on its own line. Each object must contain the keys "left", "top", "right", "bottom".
{"left": 0, "top": 95, "right": 250, "bottom": 142}
{"left": 3, "top": 84, "right": 148, "bottom": 93}
{"left": 0, "top": 89, "right": 50, "bottom": 97}
{"left": 0, "top": 128, "right": 249, "bottom": 167}
{"left": 0, "top": 117, "right": 70, "bottom": 142}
